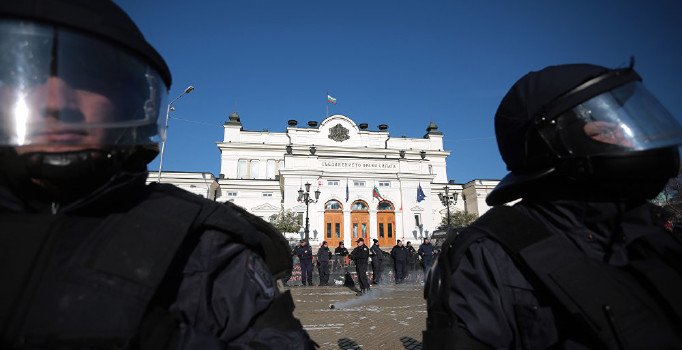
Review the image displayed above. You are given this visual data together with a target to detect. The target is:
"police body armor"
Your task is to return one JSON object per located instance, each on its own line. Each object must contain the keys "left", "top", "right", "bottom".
{"left": 424, "top": 206, "right": 682, "bottom": 350}
{"left": 0, "top": 183, "right": 293, "bottom": 349}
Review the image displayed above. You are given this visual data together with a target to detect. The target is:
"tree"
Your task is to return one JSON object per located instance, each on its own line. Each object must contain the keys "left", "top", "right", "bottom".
{"left": 269, "top": 207, "right": 302, "bottom": 233}
{"left": 441, "top": 210, "right": 478, "bottom": 228}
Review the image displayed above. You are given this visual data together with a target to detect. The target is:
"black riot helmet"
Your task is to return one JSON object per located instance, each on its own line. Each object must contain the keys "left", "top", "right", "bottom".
{"left": 0, "top": 0, "right": 171, "bottom": 185}
{"left": 487, "top": 63, "right": 682, "bottom": 205}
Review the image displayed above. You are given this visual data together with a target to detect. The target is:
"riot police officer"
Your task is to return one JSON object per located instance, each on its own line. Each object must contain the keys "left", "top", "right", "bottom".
{"left": 370, "top": 238, "right": 384, "bottom": 284}
{"left": 317, "top": 241, "right": 332, "bottom": 286}
{"left": 424, "top": 63, "right": 682, "bottom": 349}
{"left": 0, "top": 1, "right": 314, "bottom": 348}
{"left": 294, "top": 239, "right": 314, "bottom": 286}
{"left": 350, "top": 238, "right": 370, "bottom": 294}
{"left": 417, "top": 238, "right": 434, "bottom": 272}
{"left": 391, "top": 240, "right": 408, "bottom": 283}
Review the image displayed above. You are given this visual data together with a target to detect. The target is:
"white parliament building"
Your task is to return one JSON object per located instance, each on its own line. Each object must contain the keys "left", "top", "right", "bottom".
{"left": 154, "top": 113, "right": 500, "bottom": 247}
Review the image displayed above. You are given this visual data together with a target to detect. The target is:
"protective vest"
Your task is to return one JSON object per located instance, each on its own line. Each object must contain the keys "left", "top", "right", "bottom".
{"left": 424, "top": 206, "right": 682, "bottom": 350}
{"left": 0, "top": 183, "right": 293, "bottom": 349}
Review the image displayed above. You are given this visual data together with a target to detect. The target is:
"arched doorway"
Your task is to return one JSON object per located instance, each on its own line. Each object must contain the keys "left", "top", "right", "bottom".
{"left": 350, "top": 200, "right": 369, "bottom": 247}
{"left": 324, "top": 200, "right": 344, "bottom": 247}
{"left": 377, "top": 201, "right": 396, "bottom": 247}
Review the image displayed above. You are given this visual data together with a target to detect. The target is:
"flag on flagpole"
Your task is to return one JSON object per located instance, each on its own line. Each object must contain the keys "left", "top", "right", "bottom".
{"left": 372, "top": 185, "right": 384, "bottom": 201}
{"left": 345, "top": 178, "right": 349, "bottom": 202}
{"left": 417, "top": 183, "right": 426, "bottom": 202}
{"left": 327, "top": 94, "right": 337, "bottom": 104}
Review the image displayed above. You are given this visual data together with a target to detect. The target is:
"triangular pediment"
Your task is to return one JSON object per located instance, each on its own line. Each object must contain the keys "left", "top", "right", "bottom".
{"left": 411, "top": 206, "right": 424, "bottom": 212}
{"left": 251, "top": 203, "right": 279, "bottom": 211}
{"left": 291, "top": 204, "right": 307, "bottom": 212}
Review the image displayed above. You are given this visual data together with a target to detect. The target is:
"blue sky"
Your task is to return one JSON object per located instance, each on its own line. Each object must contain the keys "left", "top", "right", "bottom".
{"left": 116, "top": 0, "right": 682, "bottom": 184}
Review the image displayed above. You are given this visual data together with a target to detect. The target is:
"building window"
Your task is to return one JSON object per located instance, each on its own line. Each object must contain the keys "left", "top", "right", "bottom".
{"left": 227, "top": 192, "right": 238, "bottom": 197}
{"left": 266, "top": 159, "right": 277, "bottom": 179}
{"left": 378, "top": 181, "right": 390, "bottom": 187}
{"left": 414, "top": 213, "right": 421, "bottom": 227}
{"left": 378, "top": 201, "right": 394, "bottom": 211}
{"left": 351, "top": 201, "right": 368, "bottom": 211}
{"left": 250, "top": 160, "right": 260, "bottom": 179}
{"left": 237, "top": 159, "right": 248, "bottom": 179}
{"left": 428, "top": 165, "right": 433, "bottom": 175}
{"left": 327, "top": 180, "right": 340, "bottom": 186}
{"left": 353, "top": 180, "right": 366, "bottom": 187}
{"left": 262, "top": 192, "right": 273, "bottom": 197}
{"left": 325, "top": 200, "right": 342, "bottom": 210}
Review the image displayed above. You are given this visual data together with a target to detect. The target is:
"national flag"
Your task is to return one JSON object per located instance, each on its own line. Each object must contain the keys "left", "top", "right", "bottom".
{"left": 417, "top": 183, "right": 426, "bottom": 202}
{"left": 345, "top": 178, "right": 349, "bottom": 202}
{"left": 327, "top": 94, "right": 337, "bottom": 104}
{"left": 372, "top": 185, "right": 384, "bottom": 201}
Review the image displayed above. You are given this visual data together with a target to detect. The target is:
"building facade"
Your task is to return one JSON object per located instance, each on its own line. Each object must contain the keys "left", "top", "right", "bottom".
{"left": 206, "top": 112, "right": 494, "bottom": 247}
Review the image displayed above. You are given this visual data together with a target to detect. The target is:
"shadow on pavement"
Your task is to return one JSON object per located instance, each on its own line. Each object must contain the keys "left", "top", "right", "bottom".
{"left": 337, "top": 337, "right": 362, "bottom": 349}
{"left": 400, "top": 336, "right": 423, "bottom": 350}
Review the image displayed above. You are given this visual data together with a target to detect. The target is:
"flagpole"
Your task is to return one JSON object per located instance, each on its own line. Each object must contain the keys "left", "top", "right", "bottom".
{"left": 325, "top": 91, "right": 329, "bottom": 117}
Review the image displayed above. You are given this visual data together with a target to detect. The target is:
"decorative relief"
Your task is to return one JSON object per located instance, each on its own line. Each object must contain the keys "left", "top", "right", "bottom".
{"left": 251, "top": 203, "right": 279, "bottom": 211}
{"left": 328, "top": 123, "right": 350, "bottom": 142}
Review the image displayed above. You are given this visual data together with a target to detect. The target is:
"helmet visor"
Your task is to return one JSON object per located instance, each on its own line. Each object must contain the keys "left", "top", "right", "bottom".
{"left": 0, "top": 20, "right": 168, "bottom": 147}
{"left": 538, "top": 81, "right": 682, "bottom": 157}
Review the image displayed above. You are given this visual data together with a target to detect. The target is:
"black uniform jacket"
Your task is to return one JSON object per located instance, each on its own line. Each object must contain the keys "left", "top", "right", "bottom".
{"left": 350, "top": 245, "right": 369, "bottom": 265}
{"left": 390, "top": 245, "right": 408, "bottom": 262}
{"left": 0, "top": 170, "right": 314, "bottom": 349}
{"left": 447, "top": 200, "right": 682, "bottom": 350}
{"left": 369, "top": 244, "right": 383, "bottom": 261}
{"left": 294, "top": 244, "right": 313, "bottom": 261}
{"left": 317, "top": 247, "right": 332, "bottom": 262}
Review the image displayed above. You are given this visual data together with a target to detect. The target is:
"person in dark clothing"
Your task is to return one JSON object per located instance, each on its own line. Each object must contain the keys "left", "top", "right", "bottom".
{"left": 0, "top": 2, "right": 315, "bottom": 349}
{"left": 424, "top": 63, "right": 682, "bottom": 350}
{"left": 390, "top": 240, "right": 408, "bottom": 283}
{"left": 317, "top": 241, "right": 332, "bottom": 286}
{"left": 417, "top": 238, "right": 434, "bottom": 272}
{"left": 349, "top": 238, "right": 371, "bottom": 294}
{"left": 293, "top": 240, "right": 314, "bottom": 286}
{"left": 405, "top": 241, "right": 418, "bottom": 278}
{"left": 369, "top": 239, "right": 384, "bottom": 284}
{"left": 334, "top": 241, "right": 349, "bottom": 272}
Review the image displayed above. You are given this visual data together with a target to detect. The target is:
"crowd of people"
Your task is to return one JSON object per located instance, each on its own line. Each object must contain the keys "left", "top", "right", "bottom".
{"left": 288, "top": 237, "right": 440, "bottom": 287}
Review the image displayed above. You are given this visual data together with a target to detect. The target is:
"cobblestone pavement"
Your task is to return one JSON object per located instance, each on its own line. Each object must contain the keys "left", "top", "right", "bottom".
{"left": 289, "top": 283, "right": 425, "bottom": 350}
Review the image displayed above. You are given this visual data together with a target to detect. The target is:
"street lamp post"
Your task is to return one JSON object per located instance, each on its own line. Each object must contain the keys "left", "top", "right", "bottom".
{"left": 438, "top": 185, "right": 459, "bottom": 228}
{"left": 297, "top": 182, "right": 321, "bottom": 242}
{"left": 157, "top": 85, "right": 194, "bottom": 182}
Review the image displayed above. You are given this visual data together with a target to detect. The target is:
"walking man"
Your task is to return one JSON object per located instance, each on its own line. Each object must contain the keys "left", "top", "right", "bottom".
{"left": 350, "top": 238, "right": 370, "bottom": 294}
{"left": 294, "top": 239, "right": 313, "bottom": 286}
{"left": 391, "top": 240, "right": 408, "bottom": 283}
{"left": 317, "top": 241, "right": 332, "bottom": 286}
{"left": 370, "top": 239, "right": 384, "bottom": 284}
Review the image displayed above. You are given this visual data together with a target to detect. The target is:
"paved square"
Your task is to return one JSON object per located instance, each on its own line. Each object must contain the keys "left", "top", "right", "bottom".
{"left": 290, "top": 283, "right": 425, "bottom": 349}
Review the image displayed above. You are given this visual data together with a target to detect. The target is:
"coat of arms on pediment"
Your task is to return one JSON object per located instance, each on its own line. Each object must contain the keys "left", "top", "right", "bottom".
{"left": 328, "top": 123, "right": 350, "bottom": 142}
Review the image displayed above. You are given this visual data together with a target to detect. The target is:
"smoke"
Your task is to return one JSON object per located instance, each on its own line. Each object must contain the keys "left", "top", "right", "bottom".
{"left": 330, "top": 286, "right": 410, "bottom": 310}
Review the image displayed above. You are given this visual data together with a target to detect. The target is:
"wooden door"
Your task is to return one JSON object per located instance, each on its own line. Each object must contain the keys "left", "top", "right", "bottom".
{"left": 351, "top": 212, "right": 369, "bottom": 247}
{"left": 377, "top": 201, "right": 396, "bottom": 247}
{"left": 324, "top": 211, "right": 344, "bottom": 247}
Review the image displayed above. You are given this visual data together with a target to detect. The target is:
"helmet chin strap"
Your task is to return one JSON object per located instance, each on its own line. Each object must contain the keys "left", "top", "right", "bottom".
{"left": 21, "top": 149, "right": 121, "bottom": 182}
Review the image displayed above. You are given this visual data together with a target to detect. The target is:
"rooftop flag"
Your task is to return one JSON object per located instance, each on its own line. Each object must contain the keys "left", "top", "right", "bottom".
{"left": 327, "top": 94, "right": 337, "bottom": 104}
{"left": 417, "top": 183, "right": 426, "bottom": 202}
